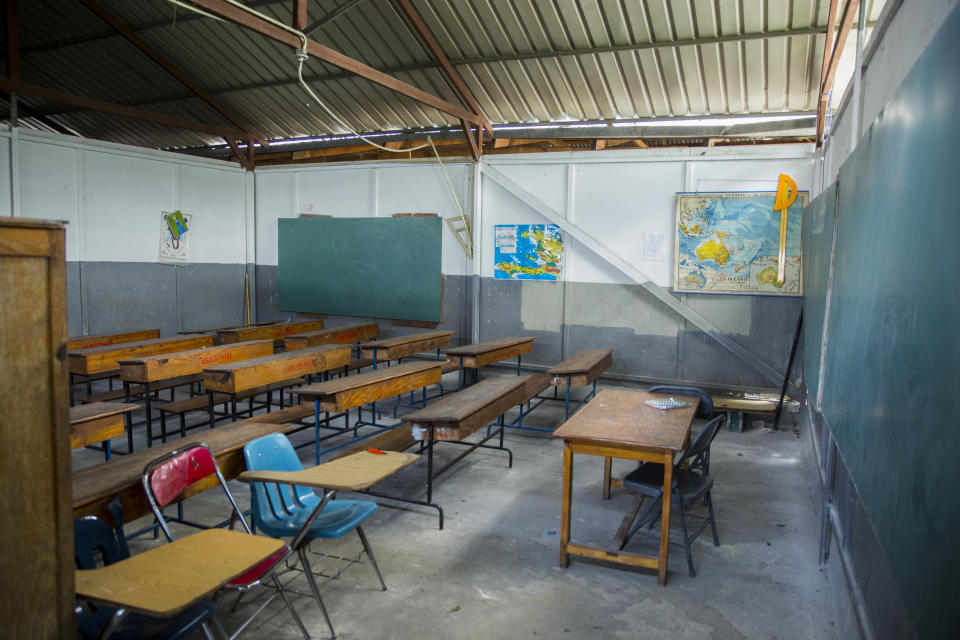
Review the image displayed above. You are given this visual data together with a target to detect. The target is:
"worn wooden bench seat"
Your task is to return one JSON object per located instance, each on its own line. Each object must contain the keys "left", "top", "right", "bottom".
{"left": 548, "top": 348, "right": 613, "bottom": 419}
{"left": 361, "top": 330, "right": 455, "bottom": 363}
{"left": 68, "top": 329, "right": 160, "bottom": 351}
{"left": 217, "top": 319, "right": 326, "bottom": 346}
{"left": 324, "top": 357, "right": 375, "bottom": 377}
{"left": 154, "top": 377, "right": 305, "bottom": 438}
{"left": 70, "top": 335, "right": 214, "bottom": 376}
{"left": 75, "top": 373, "right": 202, "bottom": 404}
{"left": 72, "top": 420, "right": 303, "bottom": 526}
{"left": 333, "top": 423, "right": 418, "bottom": 461}
{"left": 442, "top": 336, "right": 535, "bottom": 389}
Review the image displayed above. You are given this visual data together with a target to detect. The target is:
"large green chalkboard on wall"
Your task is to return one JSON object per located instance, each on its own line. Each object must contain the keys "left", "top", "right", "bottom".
{"left": 278, "top": 217, "right": 442, "bottom": 322}
{"left": 805, "top": 4, "right": 960, "bottom": 637}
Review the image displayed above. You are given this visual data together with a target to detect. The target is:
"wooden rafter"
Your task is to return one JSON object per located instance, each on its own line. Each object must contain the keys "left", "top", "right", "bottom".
{"left": 6, "top": 0, "right": 19, "bottom": 83}
{"left": 292, "top": 0, "right": 307, "bottom": 30}
{"left": 225, "top": 138, "right": 251, "bottom": 171}
{"left": 304, "top": 0, "right": 363, "bottom": 35}
{"left": 185, "top": 0, "right": 483, "bottom": 126}
{"left": 816, "top": 0, "right": 859, "bottom": 145}
{"left": 0, "top": 79, "right": 247, "bottom": 139}
{"left": 394, "top": 0, "right": 494, "bottom": 158}
{"left": 78, "top": 0, "right": 268, "bottom": 148}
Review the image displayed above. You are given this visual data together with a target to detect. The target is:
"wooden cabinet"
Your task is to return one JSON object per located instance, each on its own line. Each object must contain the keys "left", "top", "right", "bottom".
{"left": 0, "top": 218, "right": 73, "bottom": 638}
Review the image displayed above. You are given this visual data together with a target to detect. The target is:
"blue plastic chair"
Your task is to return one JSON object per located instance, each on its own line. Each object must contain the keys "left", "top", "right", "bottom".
{"left": 243, "top": 433, "right": 387, "bottom": 638}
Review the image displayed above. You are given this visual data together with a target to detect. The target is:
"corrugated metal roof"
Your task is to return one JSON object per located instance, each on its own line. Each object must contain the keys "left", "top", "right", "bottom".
{"left": 3, "top": 0, "right": 887, "bottom": 152}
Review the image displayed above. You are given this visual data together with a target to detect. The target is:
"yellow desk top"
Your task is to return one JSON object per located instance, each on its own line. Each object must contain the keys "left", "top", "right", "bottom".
{"left": 75, "top": 529, "right": 284, "bottom": 617}
{"left": 237, "top": 450, "right": 419, "bottom": 491}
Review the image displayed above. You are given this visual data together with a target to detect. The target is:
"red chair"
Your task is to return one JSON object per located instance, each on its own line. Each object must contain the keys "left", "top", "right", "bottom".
{"left": 142, "top": 443, "right": 310, "bottom": 639}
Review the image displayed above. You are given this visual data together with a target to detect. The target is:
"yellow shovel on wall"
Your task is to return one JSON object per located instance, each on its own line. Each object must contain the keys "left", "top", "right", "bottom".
{"left": 774, "top": 173, "right": 798, "bottom": 286}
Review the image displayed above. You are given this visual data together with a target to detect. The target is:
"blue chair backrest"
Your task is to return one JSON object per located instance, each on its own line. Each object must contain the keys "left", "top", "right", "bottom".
{"left": 648, "top": 385, "right": 714, "bottom": 418}
{"left": 243, "top": 433, "right": 315, "bottom": 520}
{"left": 74, "top": 517, "right": 128, "bottom": 569}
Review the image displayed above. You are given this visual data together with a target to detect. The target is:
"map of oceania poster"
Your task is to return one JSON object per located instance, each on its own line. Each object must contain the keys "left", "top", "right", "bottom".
{"left": 675, "top": 191, "right": 807, "bottom": 296}
{"left": 494, "top": 224, "right": 563, "bottom": 280}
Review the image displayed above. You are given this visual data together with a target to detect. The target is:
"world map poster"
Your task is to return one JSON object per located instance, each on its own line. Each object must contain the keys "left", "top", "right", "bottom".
{"left": 674, "top": 191, "right": 806, "bottom": 296}
{"left": 494, "top": 224, "right": 563, "bottom": 280}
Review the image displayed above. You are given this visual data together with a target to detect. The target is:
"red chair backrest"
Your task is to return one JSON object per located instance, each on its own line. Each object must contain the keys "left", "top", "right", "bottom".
{"left": 147, "top": 445, "right": 217, "bottom": 508}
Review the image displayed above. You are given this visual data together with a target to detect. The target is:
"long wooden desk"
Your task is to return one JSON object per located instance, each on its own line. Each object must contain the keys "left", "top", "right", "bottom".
{"left": 284, "top": 322, "right": 379, "bottom": 351}
{"left": 118, "top": 340, "right": 275, "bottom": 445}
{"left": 72, "top": 419, "right": 303, "bottom": 524}
{"left": 360, "top": 330, "right": 455, "bottom": 364}
{"left": 69, "top": 402, "right": 139, "bottom": 459}
{"left": 443, "top": 336, "right": 535, "bottom": 388}
{"left": 217, "top": 320, "right": 326, "bottom": 345}
{"left": 548, "top": 349, "right": 613, "bottom": 419}
{"left": 69, "top": 329, "right": 161, "bottom": 351}
{"left": 75, "top": 528, "right": 284, "bottom": 617}
{"left": 374, "top": 375, "right": 527, "bottom": 528}
{"left": 295, "top": 361, "right": 443, "bottom": 463}
{"left": 204, "top": 345, "right": 351, "bottom": 421}
{"left": 69, "top": 335, "right": 214, "bottom": 376}
{"left": 552, "top": 389, "right": 697, "bottom": 586}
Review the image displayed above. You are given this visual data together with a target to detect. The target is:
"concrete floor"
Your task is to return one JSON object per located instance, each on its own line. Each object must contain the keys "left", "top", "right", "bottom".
{"left": 73, "top": 374, "right": 837, "bottom": 639}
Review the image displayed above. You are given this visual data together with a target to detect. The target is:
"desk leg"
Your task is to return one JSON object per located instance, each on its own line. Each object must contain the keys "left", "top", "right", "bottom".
{"left": 564, "top": 378, "right": 571, "bottom": 420}
{"left": 560, "top": 441, "right": 573, "bottom": 568}
{"left": 314, "top": 398, "right": 321, "bottom": 466}
{"left": 602, "top": 457, "right": 612, "bottom": 500}
{"left": 123, "top": 381, "right": 134, "bottom": 453}
{"left": 207, "top": 392, "right": 215, "bottom": 428}
{"left": 457, "top": 358, "right": 463, "bottom": 390}
{"left": 426, "top": 427, "right": 435, "bottom": 504}
{"left": 658, "top": 451, "right": 673, "bottom": 586}
{"left": 144, "top": 381, "right": 154, "bottom": 446}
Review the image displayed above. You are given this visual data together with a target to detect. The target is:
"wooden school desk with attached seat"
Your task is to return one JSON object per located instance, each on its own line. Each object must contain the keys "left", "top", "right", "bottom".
{"left": 552, "top": 389, "right": 698, "bottom": 586}
{"left": 69, "top": 402, "right": 139, "bottom": 460}
{"left": 295, "top": 361, "right": 444, "bottom": 463}
{"left": 442, "top": 336, "right": 535, "bottom": 389}
{"left": 216, "top": 319, "right": 326, "bottom": 346}
{"left": 118, "top": 340, "right": 275, "bottom": 444}
{"left": 548, "top": 349, "right": 614, "bottom": 419}
{"left": 203, "top": 344, "right": 352, "bottom": 422}
{"left": 284, "top": 322, "right": 380, "bottom": 351}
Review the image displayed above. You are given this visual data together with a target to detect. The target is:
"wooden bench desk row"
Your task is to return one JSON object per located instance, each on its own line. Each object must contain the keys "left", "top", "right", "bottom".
{"left": 217, "top": 319, "right": 326, "bottom": 346}
{"left": 68, "top": 329, "right": 161, "bottom": 351}
{"left": 284, "top": 322, "right": 379, "bottom": 351}
{"left": 69, "top": 402, "right": 139, "bottom": 460}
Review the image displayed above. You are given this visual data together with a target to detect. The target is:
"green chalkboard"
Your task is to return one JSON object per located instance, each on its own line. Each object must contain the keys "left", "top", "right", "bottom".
{"left": 278, "top": 217, "right": 442, "bottom": 322}
{"left": 807, "top": 5, "right": 960, "bottom": 637}
{"left": 800, "top": 182, "right": 836, "bottom": 408}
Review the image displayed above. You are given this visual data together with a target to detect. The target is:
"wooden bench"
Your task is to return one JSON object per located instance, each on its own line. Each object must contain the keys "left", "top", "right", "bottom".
{"left": 548, "top": 348, "right": 613, "bottom": 419}
{"left": 72, "top": 419, "right": 304, "bottom": 526}
{"left": 442, "top": 336, "right": 535, "bottom": 389}
{"left": 295, "top": 361, "right": 444, "bottom": 463}
{"left": 711, "top": 393, "right": 799, "bottom": 431}
{"left": 348, "top": 376, "right": 525, "bottom": 529}
{"left": 284, "top": 322, "right": 379, "bottom": 351}
{"left": 216, "top": 320, "right": 326, "bottom": 346}
{"left": 360, "top": 330, "right": 455, "bottom": 364}
{"left": 117, "top": 340, "right": 275, "bottom": 446}
{"left": 154, "top": 378, "right": 304, "bottom": 439}
{"left": 204, "top": 345, "right": 352, "bottom": 421}
{"left": 70, "top": 402, "right": 139, "bottom": 460}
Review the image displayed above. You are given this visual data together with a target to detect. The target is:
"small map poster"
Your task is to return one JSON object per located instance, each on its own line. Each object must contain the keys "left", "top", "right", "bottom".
{"left": 159, "top": 211, "right": 192, "bottom": 263}
{"left": 674, "top": 191, "right": 806, "bottom": 296}
{"left": 494, "top": 224, "right": 563, "bottom": 280}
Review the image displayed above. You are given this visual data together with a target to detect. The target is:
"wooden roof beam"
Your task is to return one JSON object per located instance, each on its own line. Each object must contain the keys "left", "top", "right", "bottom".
{"left": 0, "top": 79, "right": 248, "bottom": 139}
{"left": 394, "top": 0, "right": 494, "bottom": 143}
{"left": 816, "top": 0, "right": 858, "bottom": 146}
{"left": 185, "top": 0, "right": 483, "bottom": 127}
{"left": 78, "top": 0, "right": 269, "bottom": 148}
{"left": 304, "top": 0, "right": 363, "bottom": 35}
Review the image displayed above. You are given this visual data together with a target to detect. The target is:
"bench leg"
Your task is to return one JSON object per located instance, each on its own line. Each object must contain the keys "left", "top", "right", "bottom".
{"left": 104, "top": 439, "right": 111, "bottom": 461}
{"left": 180, "top": 412, "right": 187, "bottom": 439}
{"left": 207, "top": 392, "right": 216, "bottom": 428}
{"left": 144, "top": 381, "right": 155, "bottom": 446}
{"left": 231, "top": 395, "right": 237, "bottom": 422}
{"left": 123, "top": 381, "right": 134, "bottom": 453}
{"left": 564, "top": 378, "right": 572, "bottom": 420}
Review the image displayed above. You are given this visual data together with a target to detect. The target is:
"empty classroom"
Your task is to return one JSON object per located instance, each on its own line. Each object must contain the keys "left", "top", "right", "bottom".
{"left": 2, "top": 1, "right": 957, "bottom": 639}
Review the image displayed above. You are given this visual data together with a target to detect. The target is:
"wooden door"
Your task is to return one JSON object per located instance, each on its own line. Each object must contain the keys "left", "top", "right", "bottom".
{"left": 0, "top": 218, "right": 73, "bottom": 638}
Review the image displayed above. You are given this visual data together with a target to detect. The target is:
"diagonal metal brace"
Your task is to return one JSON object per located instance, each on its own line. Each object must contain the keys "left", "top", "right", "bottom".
{"left": 482, "top": 165, "right": 797, "bottom": 390}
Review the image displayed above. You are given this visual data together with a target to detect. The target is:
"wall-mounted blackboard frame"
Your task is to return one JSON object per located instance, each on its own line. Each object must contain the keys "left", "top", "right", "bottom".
{"left": 278, "top": 217, "right": 443, "bottom": 322}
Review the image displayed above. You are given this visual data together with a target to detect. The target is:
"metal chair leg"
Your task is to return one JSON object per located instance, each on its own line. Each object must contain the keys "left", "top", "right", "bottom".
{"left": 705, "top": 491, "right": 720, "bottom": 546}
{"left": 272, "top": 573, "right": 311, "bottom": 640}
{"left": 298, "top": 546, "right": 336, "bottom": 638}
{"left": 356, "top": 525, "right": 387, "bottom": 591}
{"left": 675, "top": 493, "right": 696, "bottom": 577}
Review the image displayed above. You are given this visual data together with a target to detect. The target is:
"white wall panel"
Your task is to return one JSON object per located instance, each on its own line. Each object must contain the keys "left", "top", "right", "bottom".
{"left": 178, "top": 164, "right": 247, "bottom": 263}
{"left": 18, "top": 140, "right": 80, "bottom": 260}
{"left": 0, "top": 131, "right": 12, "bottom": 217}
{"left": 254, "top": 170, "right": 296, "bottom": 265}
{"left": 80, "top": 151, "right": 175, "bottom": 263}
{"left": 296, "top": 167, "right": 374, "bottom": 217}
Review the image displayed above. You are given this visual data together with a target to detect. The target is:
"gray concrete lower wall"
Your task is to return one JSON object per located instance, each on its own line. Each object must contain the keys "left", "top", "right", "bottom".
{"left": 71, "top": 264, "right": 798, "bottom": 391}
{"left": 479, "top": 277, "right": 801, "bottom": 390}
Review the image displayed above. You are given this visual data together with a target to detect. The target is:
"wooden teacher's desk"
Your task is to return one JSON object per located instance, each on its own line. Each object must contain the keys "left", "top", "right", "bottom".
{"left": 75, "top": 528, "right": 284, "bottom": 618}
{"left": 552, "top": 389, "right": 698, "bottom": 586}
